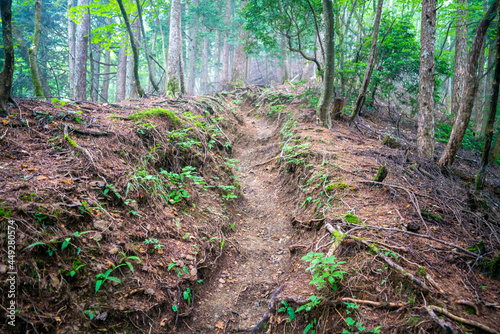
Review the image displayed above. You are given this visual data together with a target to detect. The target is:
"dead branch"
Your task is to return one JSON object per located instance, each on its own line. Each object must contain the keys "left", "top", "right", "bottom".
{"left": 455, "top": 300, "right": 479, "bottom": 316}
{"left": 426, "top": 305, "right": 456, "bottom": 334}
{"left": 69, "top": 126, "right": 112, "bottom": 137}
{"left": 0, "top": 129, "right": 7, "bottom": 141}
{"left": 430, "top": 305, "right": 498, "bottom": 334}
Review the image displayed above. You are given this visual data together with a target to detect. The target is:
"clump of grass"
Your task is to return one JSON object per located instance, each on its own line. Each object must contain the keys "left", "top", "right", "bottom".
{"left": 128, "top": 108, "right": 180, "bottom": 124}
{"left": 344, "top": 214, "right": 359, "bottom": 224}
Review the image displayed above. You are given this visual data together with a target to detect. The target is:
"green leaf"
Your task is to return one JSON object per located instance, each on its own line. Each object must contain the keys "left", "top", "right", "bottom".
{"left": 106, "top": 276, "right": 121, "bottom": 284}
{"left": 95, "top": 280, "right": 103, "bottom": 293}
{"left": 24, "top": 241, "right": 46, "bottom": 250}
{"left": 61, "top": 237, "right": 71, "bottom": 251}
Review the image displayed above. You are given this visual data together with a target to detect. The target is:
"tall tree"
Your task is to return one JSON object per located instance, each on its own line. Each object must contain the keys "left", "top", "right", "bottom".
{"left": 201, "top": 26, "right": 209, "bottom": 94}
{"left": 316, "top": 0, "right": 335, "bottom": 128}
{"left": 135, "top": 0, "right": 160, "bottom": 93}
{"left": 74, "top": 0, "right": 90, "bottom": 101}
{"left": 451, "top": 0, "right": 468, "bottom": 116}
{"left": 476, "top": 5, "right": 500, "bottom": 190}
{"left": 187, "top": 0, "right": 200, "bottom": 95}
{"left": 68, "top": 0, "right": 76, "bottom": 99}
{"left": 167, "top": 0, "right": 182, "bottom": 95}
{"left": 221, "top": 0, "right": 232, "bottom": 89}
{"left": 117, "top": 0, "right": 145, "bottom": 97}
{"left": 416, "top": 0, "right": 437, "bottom": 159}
{"left": 28, "top": 0, "right": 44, "bottom": 98}
{"left": 100, "top": 49, "right": 111, "bottom": 102}
{"left": 0, "top": 0, "right": 14, "bottom": 116}
{"left": 438, "top": 0, "right": 499, "bottom": 167}
{"left": 116, "top": 46, "right": 127, "bottom": 102}
{"left": 230, "top": 0, "right": 248, "bottom": 88}
{"left": 349, "top": 0, "right": 384, "bottom": 123}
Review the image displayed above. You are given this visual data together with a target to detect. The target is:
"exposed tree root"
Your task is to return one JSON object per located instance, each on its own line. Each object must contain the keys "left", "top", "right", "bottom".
{"left": 429, "top": 305, "right": 499, "bottom": 334}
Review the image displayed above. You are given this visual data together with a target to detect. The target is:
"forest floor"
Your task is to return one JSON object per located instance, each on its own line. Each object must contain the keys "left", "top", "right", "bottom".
{"left": 1, "top": 85, "right": 500, "bottom": 334}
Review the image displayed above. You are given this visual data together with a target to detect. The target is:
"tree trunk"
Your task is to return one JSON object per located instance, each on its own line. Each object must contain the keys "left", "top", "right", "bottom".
{"left": 281, "top": 37, "right": 290, "bottom": 83}
{"left": 74, "top": 0, "right": 89, "bottom": 101}
{"left": 28, "top": 0, "right": 44, "bottom": 98}
{"left": 116, "top": 46, "right": 127, "bottom": 102}
{"left": 215, "top": 28, "right": 223, "bottom": 89}
{"left": 135, "top": 0, "right": 159, "bottom": 93}
{"left": 201, "top": 26, "right": 209, "bottom": 94}
{"left": 451, "top": 0, "right": 468, "bottom": 116}
{"left": 100, "top": 49, "right": 111, "bottom": 102}
{"left": 167, "top": 0, "right": 181, "bottom": 95}
{"left": 221, "top": 0, "right": 232, "bottom": 90}
{"left": 90, "top": 43, "right": 100, "bottom": 102}
{"left": 0, "top": 0, "right": 14, "bottom": 116}
{"left": 438, "top": 0, "right": 499, "bottom": 167}
{"left": 476, "top": 38, "right": 495, "bottom": 135}
{"left": 187, "top": 0, "right": 199, "bottom": 95}
{"left": 178, "top": 3, "right": 186, "bottom": 94}
{"left": 476, "top": 5, "right": 500, "bottom": 189}
{"left": 117, "top": 0, "right": 145, "bottom": 98}
{"left": 230, "top": 0, "right": 247, "bottom": 88}
{"left": 316, "top": 0, "right": 335, "bottom": 128}
{"left": 349, "top": 0, "right": 384, "bottom": 123}
{"left": 68, "top": 0, "right": 76, "bottom": 100}
{"left": 416, "top": 0, "right": 437, "bottom": 159}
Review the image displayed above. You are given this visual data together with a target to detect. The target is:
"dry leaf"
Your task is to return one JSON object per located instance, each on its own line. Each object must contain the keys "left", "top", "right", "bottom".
{"left": 21, "top": 164, "right": 29, "bottom": 168}
{"left": 28, "top": 168, "right": 36, "bottom": 171}
{"left": 2, "top": 119, "right": 9, "bottom": 125}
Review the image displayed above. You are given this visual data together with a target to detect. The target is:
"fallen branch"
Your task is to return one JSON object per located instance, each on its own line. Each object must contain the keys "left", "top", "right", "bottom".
{"left": 0, "top": 129, "right": 7, "bottom": 141}
{"left": 426, "top": 305, "right": 456, "bottom": 334}
{"left": 69, "top": 126, "right": 112, "bottom": 137}
{"left": 324, "top": 223, "right": 347, "bottom": 257}
{"left": 430, "top": 305, "right": 498, "bottom": 334}
{"left": 339, "top": 221, "right": 479, "bottom": 258}
{"left": 455, "top": 300, "right": 479, "bottom": 316}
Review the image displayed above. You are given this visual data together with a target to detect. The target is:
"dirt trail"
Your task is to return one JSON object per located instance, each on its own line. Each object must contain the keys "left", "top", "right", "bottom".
{"left": 192, "top": 107, "right": 293, "bottom": 332}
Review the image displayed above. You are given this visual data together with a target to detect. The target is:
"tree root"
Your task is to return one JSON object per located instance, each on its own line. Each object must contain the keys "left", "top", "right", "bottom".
{"left": 429, "top": 305, "right": 499, "bottom": 334}
{"left": 426, "top": 304, "right": 456, "bottom": 334}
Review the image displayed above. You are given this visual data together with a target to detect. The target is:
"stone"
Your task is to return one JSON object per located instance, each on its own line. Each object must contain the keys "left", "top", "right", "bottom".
{"left": 93, "top": 220, "right": 108, "bottom": 231}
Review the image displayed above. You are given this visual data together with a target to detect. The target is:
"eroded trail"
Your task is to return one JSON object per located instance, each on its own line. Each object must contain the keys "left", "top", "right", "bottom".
{"left": 192, "top": 109, "right": 293, "bottom": 332}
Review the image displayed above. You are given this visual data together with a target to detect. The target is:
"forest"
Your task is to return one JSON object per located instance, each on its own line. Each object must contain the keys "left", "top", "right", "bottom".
{"left": 1, "top": 0, "right": 500, "bottom": 333}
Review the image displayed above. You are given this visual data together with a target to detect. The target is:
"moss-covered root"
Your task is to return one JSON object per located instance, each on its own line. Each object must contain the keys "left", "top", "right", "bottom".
{"left": 324, "top": 223, "right": 346, "bottom": 257}
{"left": 373, "top": 166, "right": 388, "bottom": 182}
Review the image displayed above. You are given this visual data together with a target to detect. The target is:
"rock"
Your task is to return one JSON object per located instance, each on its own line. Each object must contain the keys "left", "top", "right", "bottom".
{"left": 109, "top": 246, "right": 119, "bottom": 255}
{"left": 0, "top": 264, "right": 7, "bottom": 274}
{"left": 190, "top": 267, "right": 197, "bottom": 277}
{"left": 219, "top": 278, "right": 225, "bottom": 284}
{"left": 145, "top": 288, "right": 155, "bottom": 295}
{"left": 185, "top": 254, "right": 195, "bottom": 261}
{"left": 93, "top": 220, "right": 108, "bottom": 231}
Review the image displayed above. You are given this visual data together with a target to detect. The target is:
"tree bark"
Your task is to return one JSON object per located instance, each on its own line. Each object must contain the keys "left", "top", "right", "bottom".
{"left": 74, "top": 0, "right": 90, "bottom": 101}
{"left": 68, "top": 0, "right": 76, "bottom": 100}
{"left": 281, "top": 37, "right": 290, "bottom": 83}
{"left": 221, "top": 0, "right": 232, "bottom": 90}
{"left": 438, "top": 0, "right": 499, "bottom": 167}
{"left": 167, "top": 0, "right": 181, "bottom": 95}
{"left": 0, "top": 0, "right": 14, "bottom": 116}
{"left": 101, "top": 49, "right": 111, "bottom": 102}
{"left": 316, "top": 0, "right": 335, "bottom": 128}
{"left": 90, "top": 43, "right": 100, "bottom": 102}
{"left": 201, "top": 26, "right": 209, "bottom": 94}
{"left": 416, "top": 0, "right": 437, "bottom": 159}
{"left": 187, "top": 0, "right": 199, "bottom": 95}
{"left": 349, "top": 0, "right": 384, "bottom": 123}
{"left": 135, "top": 0, "right": 159, "bottom": 93}
{"left": 451, "top": 0, "right": 468, "bottom": 116}
{"left": 476, "top": 38, "right": 495, "bottom": 135}
{"left": 230, "top": 0, "right": 247, "bottom": 88}
{"left": 178, "top": 3, "right": 186, "bottom": 94}
{"left": 29, "top": 0, "right": 45, "bottom": 98}
{"left": 116, "top": 46, "right": 127, "bottom": 102}
{"left": 117, "top": 0, "right": 145, "bottom": 97}
{"left": 475, "top": 5, "right": 500, "bottom": 190}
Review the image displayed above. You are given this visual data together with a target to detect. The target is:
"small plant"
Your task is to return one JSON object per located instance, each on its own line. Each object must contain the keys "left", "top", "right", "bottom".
{"left": 103, "top": 184, "right": 121, "bottom": 199}
{"left": 295, "top": 295, "right": 321, "bottom": 313}
{"left": 302, "top": 252, "right": 346, "bottom": 291}
{"left": 119, "top": 251, "right": 141, "bottom": 273}
{"left": 95, "top": 268, "right": 121, "bottom": 293}
{"left": 278, "top": 301, "right": 296, "bottom": 321}
{"left": 84, "top": 310, "right": 95, "bottom": 320}
{"left": 183, "top": 288, "right": 192, "bottom": 305}
{"left": 218, "top": 185, "right": 237, "bottom": 200}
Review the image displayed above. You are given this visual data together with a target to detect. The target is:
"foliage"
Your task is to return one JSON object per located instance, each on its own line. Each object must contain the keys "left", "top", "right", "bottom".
{"left": 301, "top": 252, "right": 346, "bottom": 291}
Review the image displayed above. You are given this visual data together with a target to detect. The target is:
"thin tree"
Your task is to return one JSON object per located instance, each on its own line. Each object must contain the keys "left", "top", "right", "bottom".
{"left": 416, "top": 0, "right": 437, "bottom": 159}
{"left": 349, "top": 0, "right": 384, "bottom": 123}
{"left": 221, "top": 0, "right": 232, "bottom": 89}
{"left": 74, "top": 0, "right": 90, "bottom": 101}
{"left": 167, "top": 0, "right": 181, "bottom": 95}
{"left": 117, "top": 0, "right": 145, "bottom": 97}
{"left": 316, "top": 0, "right": 335, "bottom": 128}
{"left": 475, "top": 5, "right": 500, "bottom": 190}
{"left": 0, "top": 0, "right": 14, "bottom": 116}
{"left": 116, "top": 46, "right": 127, "bottom": 102}
{"left": 135, "top": 0, "right": 160, "bottom": 93}
{"left": 201, "top": 26, "right": 209, "bottom": 94}
{"left": 438, "top": 0, "right": 499, "bottom": 167}
{"left": 187, "top": 0, "right": 200, "bottom": 95}
{"left": 68, "top": 0, "right": 76, "bottom": 99}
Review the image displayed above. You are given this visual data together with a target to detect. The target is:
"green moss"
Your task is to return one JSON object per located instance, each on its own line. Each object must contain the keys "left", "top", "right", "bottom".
{"left": 420, "top": 210, "right": 443, "bottom": 222}
{"left": 128, "top": 108, "right": 180, "bottom": 124}
{"left": 64, "top": 133, "right": 78, "bottom": 147}
{"left": 345, "top": 213, "right": 359, "bottom": 224}
{"left": 417, "top": 266, "right": 426, "bottom": 277}
{"left": 325, "top": 182, "right": 349, "bottom": 191}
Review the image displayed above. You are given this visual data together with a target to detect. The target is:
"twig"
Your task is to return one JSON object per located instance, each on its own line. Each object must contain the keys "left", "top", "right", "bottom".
{"left": 430, "top": 305, "right": 498, "bottom": 334}
{"left": 0, "top": 128, "right": 7, "bottom": 141}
